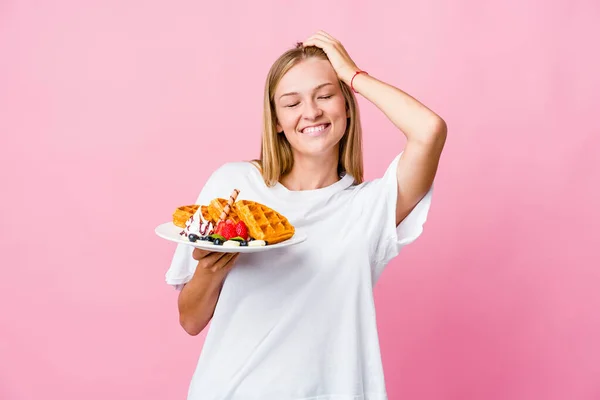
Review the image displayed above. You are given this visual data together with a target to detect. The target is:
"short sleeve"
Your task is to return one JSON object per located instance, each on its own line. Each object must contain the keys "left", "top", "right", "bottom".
{"left": 355, "top": 152, "right": 434, "bottom": 277}
{"left": 164, "top": 165, "right": 229, "bottom": 290}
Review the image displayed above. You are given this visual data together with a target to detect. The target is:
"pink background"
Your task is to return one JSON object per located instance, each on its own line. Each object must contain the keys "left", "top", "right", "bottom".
{"left": 1, "top": 1, "right": 599, "bottom": 399}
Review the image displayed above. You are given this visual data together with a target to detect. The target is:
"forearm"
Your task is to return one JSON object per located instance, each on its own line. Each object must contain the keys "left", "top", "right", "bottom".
{"left": 351, "top": 73, "right": 446, "bottom": 143}
{"left": 177, "top": 265, "right": 228, "bottom": 336}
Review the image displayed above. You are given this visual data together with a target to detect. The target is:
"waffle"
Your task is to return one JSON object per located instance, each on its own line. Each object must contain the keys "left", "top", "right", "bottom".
{"left": 204, "top": 198, "right": 241, "bottom": 225}
{"left": 172, "top": 205, "right": 199, "bottom": 228}
{"left": 234, "top": 200, "right": 295, "bottom": 244}
{"left": 200, "top": 205, "right": 211, "bottom": 223}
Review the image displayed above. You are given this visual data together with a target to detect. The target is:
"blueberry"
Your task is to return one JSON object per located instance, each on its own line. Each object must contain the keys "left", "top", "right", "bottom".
{"left": 240, "top": 240, "right": 248, "bottom": 246}
{"left": 188, "top": 234, "right": 199, "bottom": 242}
{"left": 213, "top": 239, "right": 223, "bottom": 245}
{"left": 200, "top": 236, "right": 210, "bottom": 241}
{"left": 207, "top": 236, "right": 215, "bottom": 242}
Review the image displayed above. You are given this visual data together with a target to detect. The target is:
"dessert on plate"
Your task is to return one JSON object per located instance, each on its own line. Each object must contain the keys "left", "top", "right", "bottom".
{"left": 172, "top": 189, "right": 295, "bottom": 248}
{"left": 172, "top": 205, "right": 199, "bottom": 228}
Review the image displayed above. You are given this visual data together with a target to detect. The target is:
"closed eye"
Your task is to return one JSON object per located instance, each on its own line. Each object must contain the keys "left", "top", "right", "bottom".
{"left": 285, "top": 103, "right": 299, "bottom": 108}
{"left": 318, "top": 95, "right": 333, "bottom": 100}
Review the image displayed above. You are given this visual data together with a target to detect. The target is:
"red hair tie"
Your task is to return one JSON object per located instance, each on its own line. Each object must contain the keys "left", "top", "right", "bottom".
{"left": 350, "top": 70, "right": 368, "bottom": 93}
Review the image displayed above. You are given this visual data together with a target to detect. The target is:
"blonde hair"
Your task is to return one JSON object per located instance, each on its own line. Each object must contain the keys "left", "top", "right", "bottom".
{"left": 253, "top": 43, "right": 364, "bottom": 187}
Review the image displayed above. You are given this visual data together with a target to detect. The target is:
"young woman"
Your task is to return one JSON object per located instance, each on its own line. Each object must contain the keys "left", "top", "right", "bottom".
{"left": 166, "top": 30, "right": 447, "bottom": 400}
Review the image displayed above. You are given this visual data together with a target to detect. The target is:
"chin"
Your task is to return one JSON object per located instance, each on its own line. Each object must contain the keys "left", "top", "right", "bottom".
{"left": 295, "top": 143, "right": 340, "bottom": 158}
{"left": 286, "top": 129, "right": 344, "bottom": 157}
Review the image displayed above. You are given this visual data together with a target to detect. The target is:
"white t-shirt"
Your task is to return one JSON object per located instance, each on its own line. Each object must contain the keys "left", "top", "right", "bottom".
{"left": 166, "top": 152, "right": 433, "bottom": 400}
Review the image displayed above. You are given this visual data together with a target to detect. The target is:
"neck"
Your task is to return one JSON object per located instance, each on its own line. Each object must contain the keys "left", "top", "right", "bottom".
{"left": 280, "top": 152, "right": 340, "bottom": 191}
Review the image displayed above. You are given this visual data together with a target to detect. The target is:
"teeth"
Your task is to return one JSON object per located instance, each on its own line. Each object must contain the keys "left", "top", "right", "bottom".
{"left": 303, "top": 124, "right": 327, "bottom": 134}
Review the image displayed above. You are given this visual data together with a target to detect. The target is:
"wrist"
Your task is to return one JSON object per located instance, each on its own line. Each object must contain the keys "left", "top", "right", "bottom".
{"left": 339, "top": 66, "right": 359, "bottom": 85}
{"left": 350, "top": 70, "right": 368, "bottom": 93}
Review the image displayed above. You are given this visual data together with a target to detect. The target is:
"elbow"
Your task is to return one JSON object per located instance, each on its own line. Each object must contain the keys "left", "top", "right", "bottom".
{"left": 433, "top": 119, "right": 447, "bottom": 150}
{"left": 433, "top": 117, "right": 447, "bottom": 136}
{"left": 179, "top": 315, "right": 207, "bottom": 336}
{"left": 429, "top": 117, "right": 447, "bottom": 142}
{"left": 415, "top": 117, "right": 447, "bottom": 149}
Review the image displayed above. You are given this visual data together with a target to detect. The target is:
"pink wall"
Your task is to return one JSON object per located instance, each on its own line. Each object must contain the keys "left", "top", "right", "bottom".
{"left": 1, "top": 1, "right": 599, "bottom": 399}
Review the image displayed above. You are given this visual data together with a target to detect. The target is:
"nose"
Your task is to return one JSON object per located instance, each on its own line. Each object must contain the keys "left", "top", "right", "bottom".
{"left": 302, "top": 99, "right": 323, "bottom": 120}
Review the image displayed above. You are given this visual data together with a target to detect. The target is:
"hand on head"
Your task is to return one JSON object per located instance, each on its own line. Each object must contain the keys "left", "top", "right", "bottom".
{"left": 302, "top": 30, "right": 360, "bottom": 85}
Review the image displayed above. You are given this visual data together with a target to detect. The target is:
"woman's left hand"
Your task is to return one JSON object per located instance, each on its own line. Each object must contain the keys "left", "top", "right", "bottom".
{"left": 303, "top": 31, "right": 360, "bottom": 85}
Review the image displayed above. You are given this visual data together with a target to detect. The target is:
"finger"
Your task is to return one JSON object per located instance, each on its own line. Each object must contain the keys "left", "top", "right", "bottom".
{"left": 219, "top": 253, "right": 240, "bottom": 272}
{"left": 316, "top": 30, "right": 338, "bottom": 43}
{"left": 305, "top": 33, "right": 334, "bottom": 46}
{"left": 206, "top": 251, "right": 235, "bottom": 267}
{"left": 304, "top": 37, "right": 347, "bottom": 62}
{"left": 192, "top": 248, "right": 213, "bottom": 261}
{"left": 307, "top": 37, "right": 346, "bottom": 59}
{"left": 316, "top": 32, "right": 348, "bottom": 55}
{"left": 209, "top": 252, "right": 239, "bottom": 272}
{"left": 316, "top": 35, "right": 351, "bottom": 62}
{"left": 201, "top": 251, "right": 230, "bottom": 267}
{"left": 303, "top": 37, "right": 332, "bottom": 50}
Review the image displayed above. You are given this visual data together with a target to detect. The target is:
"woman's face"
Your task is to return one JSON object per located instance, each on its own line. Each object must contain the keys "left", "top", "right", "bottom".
{"left": 273, "top": 58, "right": 348, "bottom": 160}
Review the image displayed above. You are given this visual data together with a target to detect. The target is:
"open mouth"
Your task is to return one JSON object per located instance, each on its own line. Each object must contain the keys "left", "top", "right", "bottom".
{"left": 300, "top": 123, "right": 331, "bottom": 137}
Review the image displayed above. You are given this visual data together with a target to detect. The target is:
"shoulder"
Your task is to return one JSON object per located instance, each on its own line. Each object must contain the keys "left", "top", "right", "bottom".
{"left": 209, "top": 160, "right": 258, "bottom": 180}
{"left": 194, "top": 160, "right": 259, "bottom": 204}
{"left": 205, "top": 160, "right": 261, "bottom": 191}
{"left": 344, "top": 152, "right": 404, "bottom": 193}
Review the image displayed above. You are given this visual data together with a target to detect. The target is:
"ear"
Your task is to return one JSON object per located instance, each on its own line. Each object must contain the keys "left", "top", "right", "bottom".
{"left": 276, "top": 121, "right": 282, "bottom": 133}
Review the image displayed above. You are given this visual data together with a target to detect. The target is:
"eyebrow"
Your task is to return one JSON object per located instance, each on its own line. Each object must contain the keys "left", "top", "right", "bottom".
{"left": 279, "top": 83, "right": 334, "bottom": 100}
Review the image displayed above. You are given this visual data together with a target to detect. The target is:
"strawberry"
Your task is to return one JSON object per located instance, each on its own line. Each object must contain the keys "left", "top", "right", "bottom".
{"left": 221, "top": 223, "right": 237, "bottom": 240}
{"left": 235, "top": 221, "right": 248, "bottom": 240}
{"left": 214, "top": 221, "right": 224, "bottom": 236}
{"left": 214, "top": 219, "right": 233, "bottom": 235}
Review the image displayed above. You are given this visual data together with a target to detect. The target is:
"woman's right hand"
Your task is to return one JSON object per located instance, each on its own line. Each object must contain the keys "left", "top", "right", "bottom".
{"left": 192, "top": 248, "right": 239, "bottom": 274}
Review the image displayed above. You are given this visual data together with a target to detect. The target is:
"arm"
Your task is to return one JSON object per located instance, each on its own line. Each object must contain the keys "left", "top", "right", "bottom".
{"left": 303, "top": 31, "right": 447, "bottom": 225}
{"left": 178, "top": 251, "right": 238, "bottom": 336}
{"left": 351, "top": 74, "right": 447, "bottom": 225}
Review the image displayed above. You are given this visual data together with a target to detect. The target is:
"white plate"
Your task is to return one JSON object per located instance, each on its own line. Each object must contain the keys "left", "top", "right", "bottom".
{"left": 154, "top": 222, "right": 307, "bottom": 253}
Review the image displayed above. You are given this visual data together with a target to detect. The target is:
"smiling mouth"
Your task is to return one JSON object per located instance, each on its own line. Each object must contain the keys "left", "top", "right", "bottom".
{"left": 301, "top": 123, "right": 331, "bottom": 136}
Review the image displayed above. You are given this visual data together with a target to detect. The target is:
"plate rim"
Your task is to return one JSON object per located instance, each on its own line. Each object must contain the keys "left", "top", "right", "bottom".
{"left": 154, "top": 221, "right": 307, "bottom": 253}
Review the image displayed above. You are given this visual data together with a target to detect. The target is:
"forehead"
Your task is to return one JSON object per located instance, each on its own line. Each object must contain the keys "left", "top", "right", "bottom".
{"left": 275, "top": 58, "right": 339, "bottom": 96}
